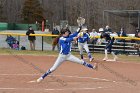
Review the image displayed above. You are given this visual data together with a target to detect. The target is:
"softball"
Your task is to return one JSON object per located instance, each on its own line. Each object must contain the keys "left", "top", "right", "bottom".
{"left": 79, "top": 32, "right": 84, "bottom": 37}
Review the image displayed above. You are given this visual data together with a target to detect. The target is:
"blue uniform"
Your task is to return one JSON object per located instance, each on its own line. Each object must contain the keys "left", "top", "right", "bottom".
{"left": 78, "top": 33, "right": 90, "bottom": 43}
{"left": 37, "top": 30, "right": 96, "bottom": 81}
{"left": 77, "top": 33, "right": 93, "bottom": 61}
{"left": 59, "top": 32, "right": 78, "bottom": 55}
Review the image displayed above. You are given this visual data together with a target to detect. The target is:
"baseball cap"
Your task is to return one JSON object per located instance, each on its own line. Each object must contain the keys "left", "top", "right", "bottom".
{"left": 99, "top": 28, "right": 104, "bottom": 32}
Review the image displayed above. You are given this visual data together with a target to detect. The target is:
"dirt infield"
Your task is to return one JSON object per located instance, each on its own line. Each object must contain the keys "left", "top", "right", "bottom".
{"left": 0, "top": 55, "right": 140, "bottom": 93}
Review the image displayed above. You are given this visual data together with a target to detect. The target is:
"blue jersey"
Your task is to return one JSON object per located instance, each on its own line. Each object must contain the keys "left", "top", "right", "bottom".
{"left": 59, "top": 32, "right": 78, "bottom": 55}
{"left": 78, "top": 33, "right": 90, "bottom": 43}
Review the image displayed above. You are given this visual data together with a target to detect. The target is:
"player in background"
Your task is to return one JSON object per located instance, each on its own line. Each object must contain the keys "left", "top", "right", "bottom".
{"left": 100, "top": 32, "right": 118, "bottom": 61}
{"left": 77, "top": 27, "right": 94, "bottom": 62}
{"left": 37, "top": 27, "right": 98, "bottom": 83}
{"left": 26, "top": 26, "right": 36, "bottom": 50}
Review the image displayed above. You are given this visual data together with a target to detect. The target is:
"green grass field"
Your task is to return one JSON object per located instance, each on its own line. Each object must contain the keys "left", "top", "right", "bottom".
{"left": 0, "top": 48, "right": 139, "bottom": 63}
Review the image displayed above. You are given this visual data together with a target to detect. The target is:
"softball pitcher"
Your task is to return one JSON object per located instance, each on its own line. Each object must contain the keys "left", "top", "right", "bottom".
{"left": 37, "top": 28, "right": 98, "bottom": 83}
{"left": 77, "top": 27, "right": 94, "bottom": 62}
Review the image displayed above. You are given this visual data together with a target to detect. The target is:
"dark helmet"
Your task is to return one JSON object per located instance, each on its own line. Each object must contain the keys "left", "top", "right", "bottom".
{"left": 100, "top": 32, "right": 106, "bottom": 38}
{"left": 60, "top": 28, "right": 69, "bottom": 35}
{"left": 60, "top": 29, "right": 67, "bottom": 35}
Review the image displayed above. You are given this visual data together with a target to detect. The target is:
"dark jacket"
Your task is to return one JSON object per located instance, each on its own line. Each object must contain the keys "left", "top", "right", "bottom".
{"left": 117, "top": 31, "right": 127, "bottom": 37}
{"left": 52, "top": 29, "right": 59, "bottom": 38}
{"left": 100, "top": 33, "right": 111, "bottom": 41}
{"left": 104, "top": 28, "right": 112, "bottom": 33}
{"left": 26, "top": 30, "right": 36, "bottom": 41}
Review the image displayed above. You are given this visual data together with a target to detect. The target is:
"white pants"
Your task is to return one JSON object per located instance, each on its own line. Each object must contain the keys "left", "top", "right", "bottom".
{"left": 49, "top": 53, "right": 84, "bottom": 72}
{"left": 78, "top": 42, "right": 90, "bottom": 54}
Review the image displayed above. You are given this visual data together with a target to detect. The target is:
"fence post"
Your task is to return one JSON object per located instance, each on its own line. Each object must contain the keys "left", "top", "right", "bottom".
{"left": 18, "top": 35, "right": 20, "bottom": 50}
{"left": 42, "top": 36, "right": 44, "bottom": 51}
{"left": 93, "top": 39, "right": 95, "bottom": 52}
{"left": 123, "top": 39, "right": 126, "bottom": 54}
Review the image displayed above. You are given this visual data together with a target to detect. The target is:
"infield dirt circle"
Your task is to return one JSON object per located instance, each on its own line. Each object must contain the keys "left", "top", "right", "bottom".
{"left": 0, "top": 55, "right": 140, "bottom": 93}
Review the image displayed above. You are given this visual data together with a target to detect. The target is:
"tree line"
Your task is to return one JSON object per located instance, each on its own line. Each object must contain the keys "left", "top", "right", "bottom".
{"left": 0, "top": 0, "right": 140, "bottom": 33}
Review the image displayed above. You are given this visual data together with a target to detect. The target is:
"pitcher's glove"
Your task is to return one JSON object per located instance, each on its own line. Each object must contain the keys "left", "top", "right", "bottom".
{"left": 76, "top": 26, "right": 82, "bottom": 33}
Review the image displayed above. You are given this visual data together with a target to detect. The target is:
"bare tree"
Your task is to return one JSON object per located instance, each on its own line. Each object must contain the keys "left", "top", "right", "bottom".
{"left": 1, "top": 0, "right": 140, "bottom": 32}
{"left": 0, "top": 0, "right": 7, "bottom": 22}
{"left": 21, "top": 0, "right": 44, "bottom": 24}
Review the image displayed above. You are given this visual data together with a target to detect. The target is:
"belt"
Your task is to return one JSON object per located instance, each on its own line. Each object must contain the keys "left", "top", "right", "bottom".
{"left": 60, "top": 53, "right": 69, "bottom": 55}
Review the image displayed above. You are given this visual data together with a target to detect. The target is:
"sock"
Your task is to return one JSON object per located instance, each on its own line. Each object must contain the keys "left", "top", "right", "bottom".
{"left": 88, "top": 52, "right": 92, "bottom": 59}
{"left": 42, "top": 69, "right": 51, "bottom": 79}
{"left": 83, "top": 62, "right": 93, "bottom": 69}
{"left": 111, "top": 52, "right": 115, "bottom": 57}
{"left": 105, "top": 49, "right": 108, "bottom": 58}
{"left": 111, "top": 52, "right": 118, "bottom": 60}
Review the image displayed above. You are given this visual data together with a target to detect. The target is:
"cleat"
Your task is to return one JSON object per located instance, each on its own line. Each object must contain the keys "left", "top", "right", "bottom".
{"left": 93, "top": 63, "right": 98, "bottom": 71}
{"left": 90, "top": 57, "right": 94, "bottom": 62}
{"left": 106, "top": 59, "right": 116, "bottom": 61}
{"left": 103, "top": 57, "right": 108, "bottom": 61}
{"left": 106, "top": 56, "right": 118, "bottom": 62}
{"left": 37, "top": 77, "right": 43, "bottom": 83}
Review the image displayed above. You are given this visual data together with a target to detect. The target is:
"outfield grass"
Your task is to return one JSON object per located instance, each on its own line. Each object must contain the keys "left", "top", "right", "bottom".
{"left": 0, "top": 48, "right": 139, "bottom": 63}
{"left": 0, "top": 48, "right": 58, "bottom": 56}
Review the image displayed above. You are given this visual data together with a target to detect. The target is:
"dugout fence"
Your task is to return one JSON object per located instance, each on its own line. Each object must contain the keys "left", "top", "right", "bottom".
{"left": 0, "top": 32, "right": 140, "bottom": 55}
{"left": 0, "top": 31, "right": 58, "bottom": 51}
{"left": 72, "top": 37, "right": 140, "bottom": 55}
